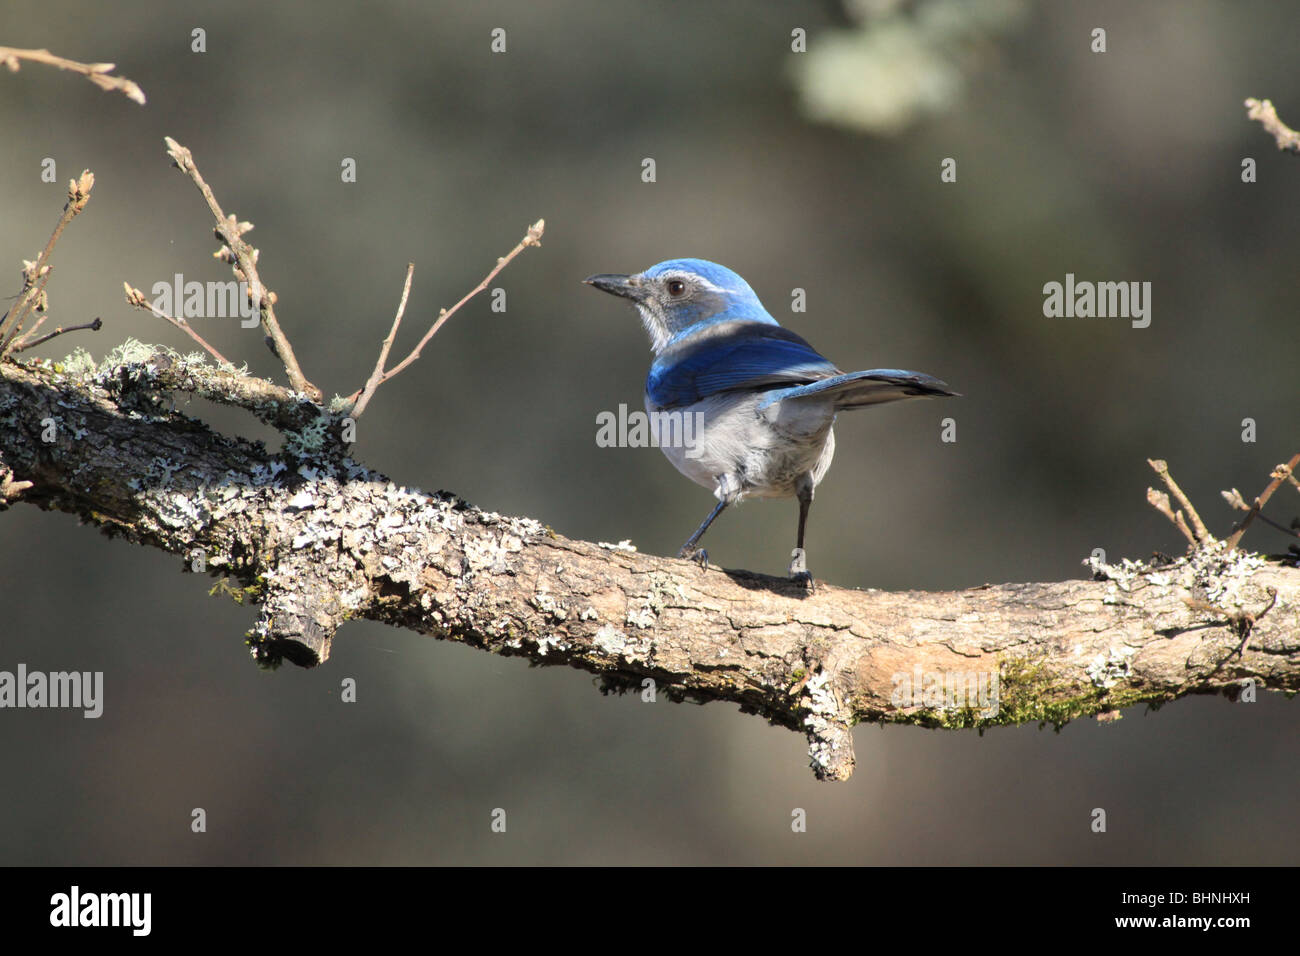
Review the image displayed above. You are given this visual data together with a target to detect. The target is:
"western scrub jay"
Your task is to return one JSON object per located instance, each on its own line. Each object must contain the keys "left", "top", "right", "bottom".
{"left": 585, "top": 258, "right": 956, "bottom": 587}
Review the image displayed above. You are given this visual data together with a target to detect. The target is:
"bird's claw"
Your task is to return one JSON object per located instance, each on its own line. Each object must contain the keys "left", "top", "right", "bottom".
{"left": 678, "top": 545, "right": 709, "bottom": 570}
{"left": 788, "top": 548, "right": 814, "bottom": 591}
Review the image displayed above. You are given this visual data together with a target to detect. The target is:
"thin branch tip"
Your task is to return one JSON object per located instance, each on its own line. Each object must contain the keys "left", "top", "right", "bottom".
{"left": 346, "top": 219, "right": 546, "bottom": 416}
{"left": 0, "top": 165, "right": 98, "bottom": 356}
{"left": 122, "top": 282, "right": 230, "bottom": 366}
{"left": 0, "top": 46, "right": 146, "bottom": 104}
{"left": 1147, "top": 458, "right": 1214, "bottom": 545}
{"left": 349, "top": 263, "right": 417, "bottom": 419}
{"left": 158, "top": 137, "right": 320, "bottom": 401}
{"left": 1225, "top": 453, "right": 1300, "bottom": 550}
{"left": 12, "top": 316, "right": 103, "bottom": 353}
{"left": 1245, "top": 97, "right": 1300, "bottom": 153}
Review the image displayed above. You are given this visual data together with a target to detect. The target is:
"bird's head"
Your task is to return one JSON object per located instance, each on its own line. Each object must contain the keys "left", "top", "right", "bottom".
{"left": 584, "top": 258, "right": 775, "bottom": 352}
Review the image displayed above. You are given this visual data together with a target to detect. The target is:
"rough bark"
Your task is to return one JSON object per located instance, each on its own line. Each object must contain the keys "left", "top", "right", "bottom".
{"left": 2, "top": 353, "right": 1296, "bottom": 781}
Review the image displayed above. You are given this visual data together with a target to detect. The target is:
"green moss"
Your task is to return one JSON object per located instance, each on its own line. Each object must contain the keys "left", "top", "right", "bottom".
{"left": 993, "top": 656, "right": 1101, "bottom": 729}
{"left": 209, "top": 577, "right": 264, "bottom": 606}
{"left": 879, "top": 655, "right": 1165, "bottom": 733}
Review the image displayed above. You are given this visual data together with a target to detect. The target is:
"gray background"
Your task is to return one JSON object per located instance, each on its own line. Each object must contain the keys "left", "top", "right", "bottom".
{"left": 0, "top": 0, "right": 1296, "bottom": 864}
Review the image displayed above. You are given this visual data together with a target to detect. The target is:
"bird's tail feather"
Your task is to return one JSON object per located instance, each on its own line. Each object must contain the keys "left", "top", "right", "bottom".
{"left": 781, "top": 368, "right": 959, "bottom": 409}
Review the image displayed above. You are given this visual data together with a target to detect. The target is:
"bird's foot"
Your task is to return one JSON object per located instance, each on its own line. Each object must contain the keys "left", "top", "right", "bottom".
{"left": 679, "top": 545, "right": 709, "bottom": 570}
{"left": 788, "top": 548, "right": 814, "bottom": 591}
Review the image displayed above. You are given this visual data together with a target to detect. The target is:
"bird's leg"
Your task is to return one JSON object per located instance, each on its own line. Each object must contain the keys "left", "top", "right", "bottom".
{"left": 679, "top": 498, "right": 727, "bottom": 569}
{"left": 789, "top": 482, "right": 814, "bottom": 589}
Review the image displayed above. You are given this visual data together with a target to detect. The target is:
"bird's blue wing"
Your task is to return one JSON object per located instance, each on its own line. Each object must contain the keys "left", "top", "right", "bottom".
{"left": 647, "top": 322, "right": 838, "bottom": 408}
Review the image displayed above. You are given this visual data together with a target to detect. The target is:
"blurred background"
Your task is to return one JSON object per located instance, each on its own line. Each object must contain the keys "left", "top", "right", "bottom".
{"left": 1, "top": 0, "right": 1296, "bottom": 864}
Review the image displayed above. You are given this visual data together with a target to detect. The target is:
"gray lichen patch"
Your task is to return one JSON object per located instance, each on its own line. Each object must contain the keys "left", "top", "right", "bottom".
{"left": 801, "top": 668, "right": 855, "bottom": 780}
{"left": 1086, "top": 542, "right": 1269, "bottom": 615}
{"left": 592, "top": 622, "right": 654, "bottom": 662}
{"left": 593, "top": 623, "right": 630, "bottom": 655}
{"left": 10, "top": 344, "right": 555, "bottom": 668}
{"left": 464, "top": 527, "right": 526, "bottom": 575}
{"left": 1085, "top": 645, "right": 1137, "bottom": 689}
{"left": 625, "top": 570, "right": 686, "bottom": 629}
{"left": 598, "top": 539, "right": 637, "bottom": 552}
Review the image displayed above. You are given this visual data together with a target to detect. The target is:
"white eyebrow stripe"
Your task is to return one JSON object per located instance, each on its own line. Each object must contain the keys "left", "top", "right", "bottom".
{"left": 661, "top": 270, "right": 730, "bottom": 295}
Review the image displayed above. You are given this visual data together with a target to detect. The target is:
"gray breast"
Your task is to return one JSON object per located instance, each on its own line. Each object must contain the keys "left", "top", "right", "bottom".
{"left": 647, "top": 391, "right": 836, "bottom": 500}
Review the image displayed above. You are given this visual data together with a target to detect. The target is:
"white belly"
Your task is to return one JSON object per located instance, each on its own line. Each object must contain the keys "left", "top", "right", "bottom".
{"left": 646, "top": 392, "right": 836, "bottom": 501}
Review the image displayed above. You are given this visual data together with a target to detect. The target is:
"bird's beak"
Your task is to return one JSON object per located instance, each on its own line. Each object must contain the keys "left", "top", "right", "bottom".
{"left": 583, "top": 273, "right": 648, "bottom": 302}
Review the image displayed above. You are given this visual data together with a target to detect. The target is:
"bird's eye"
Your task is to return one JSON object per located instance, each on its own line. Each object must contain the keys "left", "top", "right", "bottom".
{"left": 667, "top": 279, "right": 686, "bottom": 297}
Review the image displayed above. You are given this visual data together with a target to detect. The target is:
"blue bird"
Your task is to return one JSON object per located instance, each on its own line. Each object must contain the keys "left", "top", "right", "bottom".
{"left": 584, "top": 258, "right": 956, "bottom": 587}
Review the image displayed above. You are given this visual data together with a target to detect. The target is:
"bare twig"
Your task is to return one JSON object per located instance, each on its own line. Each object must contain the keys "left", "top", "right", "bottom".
{"left": 1245, "top": 98, "right": 1300, "bottom": 153}
{"left": 344, "top": 220, "right": 544, "bottom": 411}
{"left": 123, "top": 284, "right": 231, "bottom": 366}
{"left": 1225, "top": 453, "right": 1300, "bottom": 550}
{"left": 11, "top": 317, "right": 102, "bottom": 353}
{"left": 1148, "top": 459, "right": 1214, "bottom": 545}
{"left": 1147, "top": 487, "right": 1197, "bottom": 548}
{"left": 17, "top": 316, "right": 49, "bottom": 342}
{"left": 0, "top": 266, "right": 54, "bottom": 356}
{"left": 350, "top": 264, "right": 414, "bottom": 420}
{"left": 161, "top": 137, "right": 320, "bottom": 401}
{"left": 1221, "top": 487, "right": 1300, "bottom": 538}
{"left": 0, "top": 171, "right": 95, "bottom": 356}
{"left": 0, "top": 46, "right": 145, "bottom": 104}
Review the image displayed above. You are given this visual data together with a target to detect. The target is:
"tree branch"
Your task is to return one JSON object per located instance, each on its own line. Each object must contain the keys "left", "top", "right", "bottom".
{"left": 2, "top": 356, "right": 1296, "bottom": 781}
{"left": 6, "top": 48, "right": 1296, "bottom": 785}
